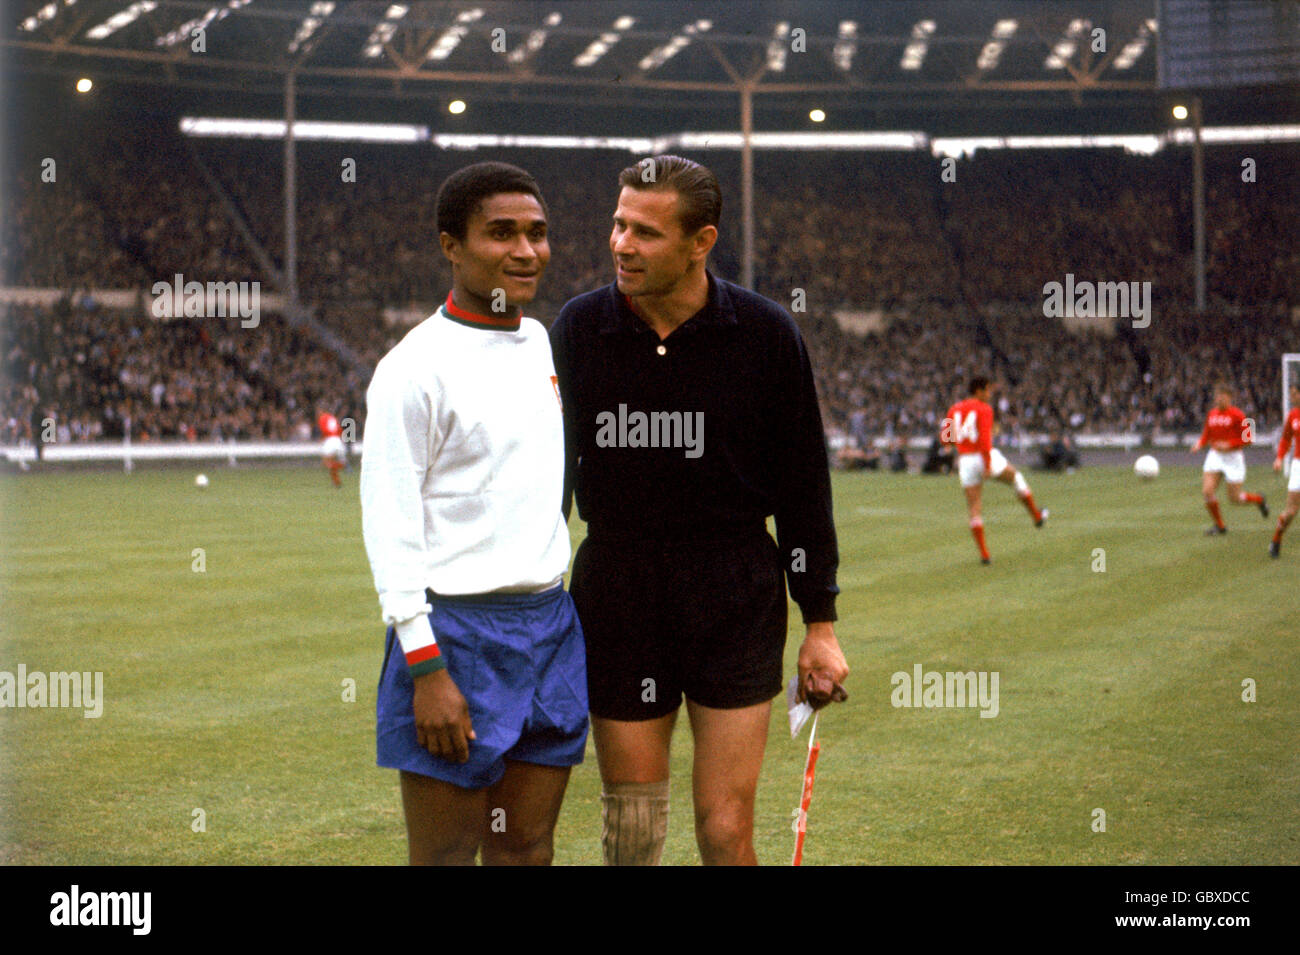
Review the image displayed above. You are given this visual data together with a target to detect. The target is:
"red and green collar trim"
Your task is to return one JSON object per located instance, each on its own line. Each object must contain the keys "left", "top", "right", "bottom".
{"left": 441, "top": 291, "right": 521, "bottom": 332}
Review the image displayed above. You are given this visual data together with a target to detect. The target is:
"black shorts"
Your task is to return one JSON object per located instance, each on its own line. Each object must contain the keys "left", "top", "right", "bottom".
{"left": 570, "top": 529, "right": 788, "bottom": 720}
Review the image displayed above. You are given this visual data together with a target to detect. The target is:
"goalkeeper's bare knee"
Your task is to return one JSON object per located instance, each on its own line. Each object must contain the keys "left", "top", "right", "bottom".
{"left": 601, "top": 780, "right": 669, "bottom": 866}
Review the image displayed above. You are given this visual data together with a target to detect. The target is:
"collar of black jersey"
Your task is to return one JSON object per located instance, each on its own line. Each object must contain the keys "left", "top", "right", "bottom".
{"left": 600, "top": 269, "right": 739, "bottom": 336}
{"left": 439, "top": 291, "right": 523, "bottom": 332}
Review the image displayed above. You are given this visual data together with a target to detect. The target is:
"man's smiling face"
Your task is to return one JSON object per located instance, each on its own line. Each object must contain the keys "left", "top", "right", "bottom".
{"left": 444, "top": 191, "right": 550, "bottom": 312}
{"left": 609, "top": 186, "right": 700, "bottom": 299}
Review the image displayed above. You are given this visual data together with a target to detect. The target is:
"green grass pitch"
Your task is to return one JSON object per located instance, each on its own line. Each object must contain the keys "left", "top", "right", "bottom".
{"left": 1, "top": 462, "right": 1296, "bottom": 865}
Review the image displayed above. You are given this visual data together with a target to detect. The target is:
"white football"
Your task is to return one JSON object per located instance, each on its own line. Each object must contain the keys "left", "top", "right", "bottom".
{"left": 195, "top": 473, "right": 209, "bottom": 488}
{"left": 1134, "top": 455, "right": 1159, "bottom": 480}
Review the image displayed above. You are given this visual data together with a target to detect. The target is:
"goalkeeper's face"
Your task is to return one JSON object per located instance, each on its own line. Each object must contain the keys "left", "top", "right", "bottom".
{"left": 610, "top": 186, "right": 710, "bottom": 299}
{"left": 444, "top": 192, "right": 550, "bottom": 310}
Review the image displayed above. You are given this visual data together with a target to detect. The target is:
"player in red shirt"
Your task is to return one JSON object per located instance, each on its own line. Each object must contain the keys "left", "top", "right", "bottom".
{"left": 1269, "top": 383, "right": 1300, "bottom": 558}
{"left": 318, "top": 407, "right": 346, "bottom": 488}
{"left": 1190, "top": 383, "right": 1267, "bottom": 535}
{"left": 941, "top": 377, "right": 1046, "bottom": 564}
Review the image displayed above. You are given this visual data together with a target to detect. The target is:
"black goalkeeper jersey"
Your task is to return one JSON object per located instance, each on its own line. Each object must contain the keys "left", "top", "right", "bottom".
{"left": 550, "top": 271, "right": 839, "bottom": 624}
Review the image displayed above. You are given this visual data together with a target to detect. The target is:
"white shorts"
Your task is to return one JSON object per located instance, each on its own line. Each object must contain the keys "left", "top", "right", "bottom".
{"left": 958, "top": 448, "right": 1009, "bottom": 488}
{"left": 1288, "top": 459, "right": 1300, "bottom": 493}
{"left": 322, "top": 436, "right": 345, "bottom": 461}
{"left": 1203, "top": 449, "right": 1245, "bottom": 484}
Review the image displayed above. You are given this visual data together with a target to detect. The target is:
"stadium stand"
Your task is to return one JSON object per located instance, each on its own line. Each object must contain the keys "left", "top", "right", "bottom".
{"left": 3, "top": 116, "right": 1296, "bottom": 447}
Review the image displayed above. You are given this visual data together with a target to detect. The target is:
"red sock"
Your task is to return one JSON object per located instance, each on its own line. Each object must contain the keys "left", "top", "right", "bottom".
{"left": 1277, "top": 514, "right": 1294, "bottom": 543}
{"left": 1020, "top": 492, "right": 1041, "bottom": 522}
{"left": 1241, "top": 492, "right": 1263, "bottom": 505}
{"left": 328, "top": 463, "right": 342, "bottom": 486}
{"left": 1206, "top": 500, "right": 1225, "bottom": 529}
{"left": 970, "top": 520, "right": 989, "bottom": 560}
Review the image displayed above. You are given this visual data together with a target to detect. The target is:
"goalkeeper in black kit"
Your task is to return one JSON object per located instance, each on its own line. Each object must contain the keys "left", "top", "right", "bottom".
{"left": 550, "top": 155, "right": 850, "bottom": 866}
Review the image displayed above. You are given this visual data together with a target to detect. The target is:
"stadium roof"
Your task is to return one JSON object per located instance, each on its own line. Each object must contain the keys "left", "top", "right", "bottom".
{"left": 5, "top": 0, "right": 1297, "bottom": 135}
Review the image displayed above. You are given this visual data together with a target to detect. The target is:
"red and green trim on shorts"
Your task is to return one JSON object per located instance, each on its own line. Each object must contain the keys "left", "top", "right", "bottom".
{"left": 405, "top": 643, "right": 447, "bottom": 677}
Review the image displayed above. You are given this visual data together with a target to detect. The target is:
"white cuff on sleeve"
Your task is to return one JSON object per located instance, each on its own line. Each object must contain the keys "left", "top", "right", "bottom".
{"left": 394, "top": 611, "right": 436, "bottom": 657}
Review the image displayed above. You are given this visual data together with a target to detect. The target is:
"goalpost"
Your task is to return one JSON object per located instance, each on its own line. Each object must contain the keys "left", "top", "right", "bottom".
{"left": 1284, "top": 355, "right": 1300, "bottom": 414}
{"left": 1283, "top": 354, "right": 1300, "bottom": 476}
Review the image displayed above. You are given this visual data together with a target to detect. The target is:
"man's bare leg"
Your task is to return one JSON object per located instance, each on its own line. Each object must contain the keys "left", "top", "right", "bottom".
{"left": 1203, "top": 471, "right": 1226, "bottom": 531}
{"left": 686, "top": 699, "right": 771, "bottom": 866}
{"left": 399, "top": 770, "right": 485, "bottom": 865}
{"left": 1272, "top": 490, "right": 1300, "bottom": 555}
{"left": 480, "top": 760, "right": 572, "bottom": 866}
{"left": 964, "top": 484, "right": 990, "bottom": 562}
{"left": 592, "top": 712, "right": 676, "bottom": 865}
{"left": 1224, "top": 479, "right": 1267, "bottom": 516}
{"left": 995, "top": 465, "right": 1044, "bottom": 523}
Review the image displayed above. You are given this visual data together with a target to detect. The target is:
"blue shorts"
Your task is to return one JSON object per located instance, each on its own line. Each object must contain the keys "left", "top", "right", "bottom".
{"left": 376, "top": 584, "right": 588, "bottom": 790}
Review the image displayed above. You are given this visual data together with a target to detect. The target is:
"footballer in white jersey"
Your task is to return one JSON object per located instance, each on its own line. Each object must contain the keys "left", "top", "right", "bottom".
{"left": 360, "top": 163, "right": 587, "bottom": 865}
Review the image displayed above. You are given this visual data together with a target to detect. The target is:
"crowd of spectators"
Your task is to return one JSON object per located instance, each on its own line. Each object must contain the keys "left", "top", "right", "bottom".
{"left": 1, "top": 299, "right": 373, "bottom": 444}
{"left": 2, "top": 117, "right": 1296, "bottom": 447}
{"left": 813, "top": 302, "right": 1298, "bottom": 450}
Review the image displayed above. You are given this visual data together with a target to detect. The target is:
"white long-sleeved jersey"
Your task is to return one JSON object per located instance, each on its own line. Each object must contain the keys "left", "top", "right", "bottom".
{"left": 360, "top": 295, "right": 569, "bottom": 673}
